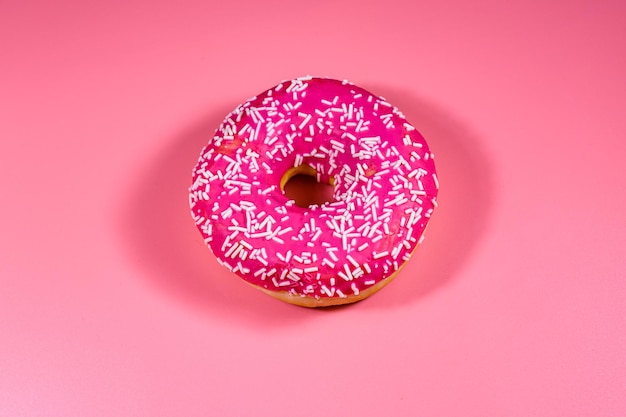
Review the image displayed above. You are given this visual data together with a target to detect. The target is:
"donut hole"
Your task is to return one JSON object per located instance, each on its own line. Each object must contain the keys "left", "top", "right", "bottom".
{"left": 281, "top": 165, "right": 335, "bottom": 208}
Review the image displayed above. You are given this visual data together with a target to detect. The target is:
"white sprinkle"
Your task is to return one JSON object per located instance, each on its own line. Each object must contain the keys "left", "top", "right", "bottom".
{"left": 343, "top": 263, "right": 354, "bottom": 280}
{"left": 373, "top": 250, "right": 388, "bottom": 259}
{"left": 321, "top": 285, "right": 335, "bottom": 297}
{"left": 432, "top": 173, "right": 440, "bottom": 189}
{"left": 271, "top": 236, "right": 285, "bottom": 244}
{"left": 322, "top": 258, "right": 335, "bottom": 269}
{"left": 367, "top": 221, "right": 381, "bottom": 238}
{"left": 224, "top": 243, "right": 239, "bottom": 258}
{"left": 351, "top": 283, "right": 360, "bottom": 295}
{"left": 277, "top": 226, "right": 293, "bottom": 236}
{"left": 330, "top": 139, "right": 345, "bottom": 149}
{"left": 298, "top": 114, "right": 312, "bottom": 129}
{"left": 311, "top": 229, "right": 322, "bottom": 241}
{"left": 346, "top": 254, "right": 359, "bottom": 268}
{"left": 406, "top": 223, "right": 415, "bottom": 239}
{"left": 230, "top": 245, "right": 243, "bottom": 259}
{"left": 280, "top": 269, "right": 289, "bottom": 281}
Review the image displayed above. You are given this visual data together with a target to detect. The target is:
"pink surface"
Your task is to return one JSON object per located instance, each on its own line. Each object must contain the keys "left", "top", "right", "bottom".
{"left": 1, "top": 0, "right": 625, "bottom": 415}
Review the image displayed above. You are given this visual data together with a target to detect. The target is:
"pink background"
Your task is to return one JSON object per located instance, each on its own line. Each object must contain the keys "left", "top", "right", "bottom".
{"left": 2, "top": 0, "right": 625, "bottom": 415}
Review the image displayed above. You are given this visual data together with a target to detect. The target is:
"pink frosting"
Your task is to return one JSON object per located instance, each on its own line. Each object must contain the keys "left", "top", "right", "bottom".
{"left": 190, "top": 77, "right": 438, "bottom": 300}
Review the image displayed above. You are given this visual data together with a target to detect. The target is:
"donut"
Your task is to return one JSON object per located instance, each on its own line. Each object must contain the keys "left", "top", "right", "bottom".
{"left": 189, "top": 76, "right": 439, "bottom": 307}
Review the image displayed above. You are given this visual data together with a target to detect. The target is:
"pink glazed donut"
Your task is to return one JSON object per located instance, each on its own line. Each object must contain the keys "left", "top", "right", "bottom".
{"left": 189, "top": 77, "right": 439, "bottom": 307}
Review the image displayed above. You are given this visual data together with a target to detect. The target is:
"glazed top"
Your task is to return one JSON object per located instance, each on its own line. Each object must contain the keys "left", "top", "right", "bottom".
{"left": 190, "top": 77, "right": 438, "bottom": 299}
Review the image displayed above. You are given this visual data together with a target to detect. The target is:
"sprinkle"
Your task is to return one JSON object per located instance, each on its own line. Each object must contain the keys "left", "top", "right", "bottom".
{"left": 277, "top": 226, "right": 293, "bottom": 236}
{"left": 367, "top": 221, "right": 381, "bottom": 238}
{"left": 271, "top": 236, "right": 285, "bottom": 244}
{"left": 352, "top": 267, "right": 364, "bottom": 278}
{"left": 322, "top": 258, "right": 336, "bottom": 269}
{"left": 311, "top": 229, "right": 322, "bottom": 241}
{"left": 351, "top": 283, "right": 360, "bottom": 295}
{"left": 298, "top": 114, "right": 312, "bottom": 129}
{"left": 287, "top": 268, "right": 300, "bottom": 282}
{"left": 280, "top": 269, "right": 289, "bottom": 281}
{"left": 321, "top": 285, "right": 335, "bottom": 297}
{"left": 223, "top": 243, "right": 239, "bottom": 258}
{"left": 346, "top": 254, "right": 359, "bottom": 268}
{"left": 432, "top": 173, "right": 440, "bottom": 189}
{"left": 237, "top": 240, "right": 252, "bottom": 250}
{"left": 343, "top": 263, "right": 354, "bottom": 280}
{"left": 373, "top": 250, "right": 389, "bottom": 259}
